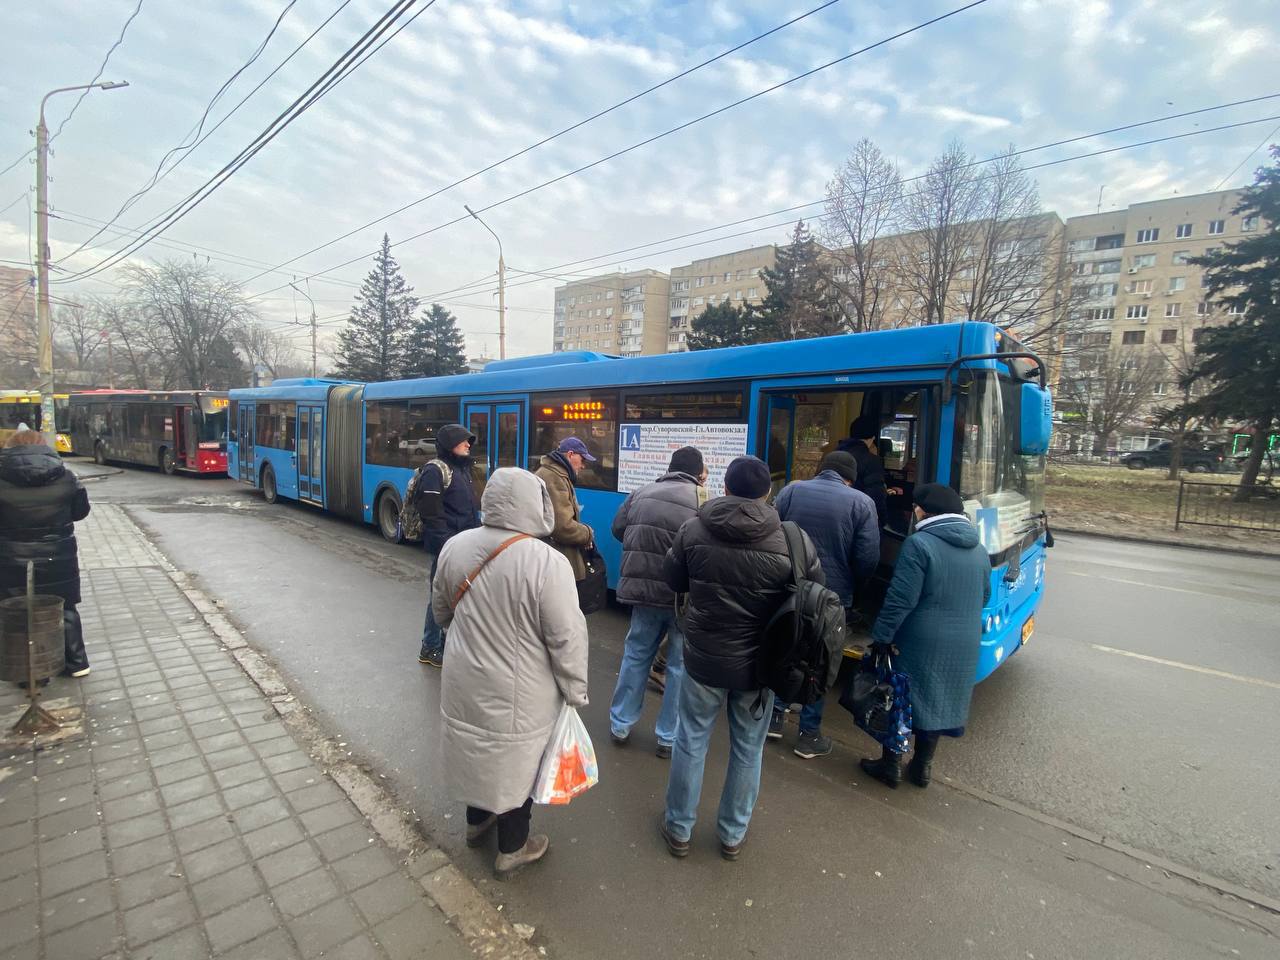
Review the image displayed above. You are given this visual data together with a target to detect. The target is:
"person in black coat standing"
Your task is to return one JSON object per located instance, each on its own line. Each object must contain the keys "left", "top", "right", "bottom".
{"left": 412, "top": 423, "right": 480, "bottom": 668}
{"left": 0, "top": 430, "right": 91, "bottom": 677}
{"left": 660, "top": 456, "right": 821, "bottom": 862}
{"left": 838, "top": 414, "right": 892, "bottom": 528}
{"left": 608, "top": 446, "right": 706, "bottom": 759}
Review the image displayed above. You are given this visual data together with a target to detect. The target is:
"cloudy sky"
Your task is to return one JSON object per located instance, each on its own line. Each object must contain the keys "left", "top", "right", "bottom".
{"left": 2, "top": 0, "right": 1278, "bottom": 365}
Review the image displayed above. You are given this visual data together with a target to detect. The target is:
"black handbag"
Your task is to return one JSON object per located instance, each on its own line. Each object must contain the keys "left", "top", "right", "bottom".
{"left": 838, "top": 650, "right": 913, "bottom": 754}
{"left": 576, "top": 546, "right": 607, "bottom": 615}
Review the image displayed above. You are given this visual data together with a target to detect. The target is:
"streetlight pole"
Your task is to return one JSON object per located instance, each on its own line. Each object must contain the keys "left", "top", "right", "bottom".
{"left": 35, "top": 80, "right": 128, "bottom": 436}
{"left": 464, "top": 204, "right": 506, "bottom": 360}
{"left": 290, "top": 280, "right": 318, "bottom": 377}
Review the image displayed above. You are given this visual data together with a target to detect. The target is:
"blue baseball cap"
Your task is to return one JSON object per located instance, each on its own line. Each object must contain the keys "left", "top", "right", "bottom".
{"left": 557, "top": 436, "right": 597, "bottom": 461}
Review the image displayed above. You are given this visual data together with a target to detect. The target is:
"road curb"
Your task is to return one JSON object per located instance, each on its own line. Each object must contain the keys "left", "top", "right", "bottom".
{"left": 1052, "top": 524, "right": 1280, "bottom": 558}
{"left": 120, "top": 507, "right": 543, "bottom": 960}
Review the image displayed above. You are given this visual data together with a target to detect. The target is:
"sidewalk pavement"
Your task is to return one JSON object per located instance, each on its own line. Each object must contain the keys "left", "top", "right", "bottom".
{"left": 0, "top": 505, "right": 517, "bottom": 960}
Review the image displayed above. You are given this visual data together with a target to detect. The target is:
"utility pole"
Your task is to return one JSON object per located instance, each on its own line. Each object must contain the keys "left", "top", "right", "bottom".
{"left": 35, "top": 80, "right": 128, "bottom": 435}
{"left": 464, "top": 204, "right": 506, "bottom": 360}
{"left": 290, "top": 280, "right": 318, "bottom": 377}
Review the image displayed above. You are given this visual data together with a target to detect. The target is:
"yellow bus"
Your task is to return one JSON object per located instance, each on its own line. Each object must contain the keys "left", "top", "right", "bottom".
{"left": 0, "top": 390, "right": 73, "bottom": 454}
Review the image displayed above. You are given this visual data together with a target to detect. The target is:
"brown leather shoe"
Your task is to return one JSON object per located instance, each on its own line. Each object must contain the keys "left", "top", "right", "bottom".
{"left": 720, "top": 834, "right": 747, "bottom": 861}
{"left": 659, "top": 817, "right": 689, "bottom": 858}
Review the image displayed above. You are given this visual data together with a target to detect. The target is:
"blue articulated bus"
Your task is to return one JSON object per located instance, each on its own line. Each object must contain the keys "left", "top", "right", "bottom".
{"left": 228, "top": 321, "right": 1052, "bottom": 680}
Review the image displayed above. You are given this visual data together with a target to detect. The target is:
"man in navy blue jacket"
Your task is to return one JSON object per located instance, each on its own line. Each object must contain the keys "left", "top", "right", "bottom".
{"left": 769, "top": 451, "right": 879, "bottom": 758}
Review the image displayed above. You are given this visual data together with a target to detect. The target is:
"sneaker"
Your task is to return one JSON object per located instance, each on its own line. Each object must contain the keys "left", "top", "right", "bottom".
{"left": 655, "top": 743, "right": 672, "bottom": 760}
{"left": 610, "top": 730, "right": 630, "bottom": 746}
{"left": 767, "top": 712, "right": 784, "bottom": 740}
{"left": 68, "top": 666, "right": 91, "bottom": 678}
{"left": 418, "top": 647, "right": 443, "bottom": 668}
{"left": 659, "top": 817, "right": 689, "bottom": 859}
{"left": 466, "top": 814, "right": 497, "bottom": 848}
{"left": 793, "top": 731, "right": 833, "bottom": 760}
{"left": 494, "top": 834, "right": 550, "bottom": 880}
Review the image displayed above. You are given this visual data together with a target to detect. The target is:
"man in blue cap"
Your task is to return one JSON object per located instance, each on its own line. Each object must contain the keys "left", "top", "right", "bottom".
{"left": 534, "top": 437, "right": 596, "bottom": 581}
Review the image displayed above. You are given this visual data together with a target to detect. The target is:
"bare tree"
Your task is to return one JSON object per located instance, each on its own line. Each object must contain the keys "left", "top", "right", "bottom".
{"left": 91, "top": 296, "right": 165, "bottom": 388}
{"left": 53, "top": 301, "right": 105, "bottom": 372}
{"left": 1056, "top": 338, "right": 1167, "bottom": 455}
{"left": 1153, "top": 316, "right": 1211, "bottom": 478}
{"left": 820, "top": 138, "right": 902, "bottom": 332}
{"left": 893, "top": 140, "right": 986, "bottom": 325}
{"left": 121, "top": 260, "right": 257, "bottom": 388}
{"left": 237, "top": 321, "right": 303, "bottom": 380}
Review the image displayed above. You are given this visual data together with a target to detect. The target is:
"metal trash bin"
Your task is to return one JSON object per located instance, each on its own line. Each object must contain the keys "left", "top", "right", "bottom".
{"left": 0, "top": 594, "right": 66, "bottom": 683}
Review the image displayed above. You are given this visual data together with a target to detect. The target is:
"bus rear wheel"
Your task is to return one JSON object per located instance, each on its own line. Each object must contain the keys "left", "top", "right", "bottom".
{"left": 159, "top": 447, "right": 176, "bottom": 475}
{"left": 377, "top": 490, "right": 403, "bottom": 543}
{"left": 93, "top": 442, "right": 106, "bottom": 466}
{"left": 262, "top": 464, "right": 278, "bottom": 504}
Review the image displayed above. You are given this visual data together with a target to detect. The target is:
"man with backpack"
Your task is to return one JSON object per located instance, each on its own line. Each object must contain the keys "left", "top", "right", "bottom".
{"left": 660, "top": 456, "right": 824, "bottom": 862}
{"left": 769, "top": 451, "right": 879, "bottom": 759}
{"left": 608, "top": 446, "right": 708, "bottom": 759}
{"left": 409, "top": 423, "right": 481, "bottom": 668}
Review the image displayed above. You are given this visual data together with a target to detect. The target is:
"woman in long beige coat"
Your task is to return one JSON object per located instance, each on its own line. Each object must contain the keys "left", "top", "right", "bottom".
{"left": 432, "top": 467, "right": 589, "bottom": 879}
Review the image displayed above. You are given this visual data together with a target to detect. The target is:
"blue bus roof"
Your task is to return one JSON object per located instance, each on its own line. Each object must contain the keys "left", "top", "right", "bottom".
{"left": 229, "top": 378, "right": 359, "bottom": 402}
{"left": 364, "top": 322, "right": 1002, "bottom": 401}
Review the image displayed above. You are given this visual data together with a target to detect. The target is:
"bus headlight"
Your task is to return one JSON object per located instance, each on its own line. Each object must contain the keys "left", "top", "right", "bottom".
{"left": 984, "top": 616, "right": 994, "bottom": 633}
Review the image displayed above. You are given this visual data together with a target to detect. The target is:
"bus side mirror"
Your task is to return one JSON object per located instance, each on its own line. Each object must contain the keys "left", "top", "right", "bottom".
{"left": 1018, "top": 383, "right": 1053, "bottom": 456}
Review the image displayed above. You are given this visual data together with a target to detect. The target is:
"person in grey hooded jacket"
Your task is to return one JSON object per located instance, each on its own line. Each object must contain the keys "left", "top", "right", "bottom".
{"left": 859, "top": 483, "right": 991, "bottom": 790}
{"left": 607, "top": 446, "right": 706, "bottom": 758}
{"left": 432, "top": 468, "right": 589, "bottom": 879}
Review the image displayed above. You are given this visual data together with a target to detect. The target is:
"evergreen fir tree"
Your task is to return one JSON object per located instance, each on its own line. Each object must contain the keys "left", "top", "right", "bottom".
{"left": 333, "top": 234, "right": 419, "bottom": 380}
{"left": 1178, "top": 147, "right": 1280, "bottom": 494}
{"left": 405, "top": 302, "right": 469, "bottom": 377}
{"left": 687, "top": 300, "right": 772, "bottom": 350}
{"left": 756, "top": 220, "right": 845, "bottom": 341}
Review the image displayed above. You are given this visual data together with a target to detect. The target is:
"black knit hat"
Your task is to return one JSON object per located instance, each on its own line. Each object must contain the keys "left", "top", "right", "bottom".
{"left": 668, "top": 446, "right": 704, "bottom": 477}
{"left": 723, "top": 455, "right": 771, "bottom": 499}
{"left": 818, "top": 451, "right": 858, "bottom": 484}
{"left": 913, "top": 482, "right": 965, "bottom": 517}
{"left": 849, "top": 415, "right": 880, "bottom": 440}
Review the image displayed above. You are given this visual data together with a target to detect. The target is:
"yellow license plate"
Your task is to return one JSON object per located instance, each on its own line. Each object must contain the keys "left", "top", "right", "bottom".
{"left": 1021, "top": 617, "right": 1034, "bottom": 645}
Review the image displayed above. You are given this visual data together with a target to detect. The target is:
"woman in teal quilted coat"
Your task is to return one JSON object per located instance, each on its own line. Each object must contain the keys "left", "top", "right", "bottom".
{"left": 861, "top": 483, "right": 991, "bottom": 789}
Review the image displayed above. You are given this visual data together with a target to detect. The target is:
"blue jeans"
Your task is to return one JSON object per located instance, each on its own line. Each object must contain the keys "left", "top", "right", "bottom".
{"left": 608, "top": 606, "right": 686, "bottom": 747}
{"left": 419, "top": 554, "right": 443, "bottom": 656}
{"left": 664, "top": 676, "right": 773, "bottom": 846}
{"left": 773, "top": 696, "right": 825, "bottom": 734}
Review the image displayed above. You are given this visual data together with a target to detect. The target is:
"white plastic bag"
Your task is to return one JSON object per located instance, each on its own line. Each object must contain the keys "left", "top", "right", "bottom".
{"left": 532, "top": 704, "right": 599, "bottom": 805}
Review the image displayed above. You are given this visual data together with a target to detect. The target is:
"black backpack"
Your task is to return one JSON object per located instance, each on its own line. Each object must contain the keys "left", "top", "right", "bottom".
{"left": 758, "top": 522, "right": 846, "bottom": 706}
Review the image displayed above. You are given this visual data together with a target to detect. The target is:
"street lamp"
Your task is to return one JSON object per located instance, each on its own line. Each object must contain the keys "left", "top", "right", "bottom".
{"left": 463, "top": 204, "right": 506, "bottom": 360}
{"left": 36, "top": 80, "right": 129, "bottom": 436}
{"left": 289, "top": 280, "right": 318, "bottom": 377}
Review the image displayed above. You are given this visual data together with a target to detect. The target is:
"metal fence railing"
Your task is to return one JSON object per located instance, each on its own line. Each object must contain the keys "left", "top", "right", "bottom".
{"left": 1175, "top": 481, "right": 1280, "bottom": 533}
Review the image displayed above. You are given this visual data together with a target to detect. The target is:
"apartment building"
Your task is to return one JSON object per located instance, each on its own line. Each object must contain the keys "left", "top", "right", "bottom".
{"left": 666, "top": 246, "right": 776, "bottom": 352}
{"left": 552, "top": 269, "right": 670, "bottom": 358}
{"left": 1061, "top": 188, "right": 1253, "bottom": 451}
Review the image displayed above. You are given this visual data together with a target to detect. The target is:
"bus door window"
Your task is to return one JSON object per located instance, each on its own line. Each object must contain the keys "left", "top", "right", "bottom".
{"left": 467, "top": 409, "right": 490, "bottom": 499}
{"left": 238, "top": 403, "right": 255, "bottom": 481}
{"left": 764, "top": 396, "right": 795, "bottom": 499}
{"left": 298, "top": 407, "right": 311, "bottom": 499}
{"left": 179, "top": 406, "right": 196, "bottom": 466}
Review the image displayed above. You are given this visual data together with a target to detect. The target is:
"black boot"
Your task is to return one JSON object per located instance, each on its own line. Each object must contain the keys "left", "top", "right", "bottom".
{"left": 907, "top": 733, "right": 939, "bottom": 788}
{"left": 859, "top": 747, "right": 903, "bottom": 788}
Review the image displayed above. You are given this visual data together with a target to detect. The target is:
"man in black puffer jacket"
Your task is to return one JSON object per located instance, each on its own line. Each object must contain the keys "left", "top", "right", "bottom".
{"left": 412, "top": 423, "right": 480, "bottom": 668}
{"left": 660, "top": 456, "right": 821, "bottom": 862}
{"left": 0, "top": 430, "right": 91, "bottom": 678}
{"left": 607, "top": 446, "right": 706, "bottom": 759}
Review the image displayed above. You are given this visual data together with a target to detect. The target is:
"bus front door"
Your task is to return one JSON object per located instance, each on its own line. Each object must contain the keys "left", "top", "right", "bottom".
{"left": 464, "top": 401, "right": 524, "bottom": 500}
{"left": 297, "top": 404, "right": 324, "bottom": 505}
{"left": 238, "top": 403, "right": 256, "bottom": 484}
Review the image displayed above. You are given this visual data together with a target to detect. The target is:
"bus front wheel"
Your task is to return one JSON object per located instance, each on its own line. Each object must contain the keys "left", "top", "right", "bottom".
{"left": 159, "top": 447, "right": 176, "bottom": 475}
{"left": 93, "top": 442, "right": 106, "bottom": 466}
{"left": 261, "top": 464, "right": 278, "bottom": 504}
{"left": 377, "top": 490, "right": 403, "bottom": 544}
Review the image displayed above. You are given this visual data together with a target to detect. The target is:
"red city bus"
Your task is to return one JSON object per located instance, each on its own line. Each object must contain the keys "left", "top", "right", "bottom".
{"left": 67, "top": 390, "right": 229, "bottom": 474}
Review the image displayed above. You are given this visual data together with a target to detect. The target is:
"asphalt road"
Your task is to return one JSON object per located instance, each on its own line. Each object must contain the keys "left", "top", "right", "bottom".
{"left": 79, "top": 462, "right": 1280, "bottom": 958}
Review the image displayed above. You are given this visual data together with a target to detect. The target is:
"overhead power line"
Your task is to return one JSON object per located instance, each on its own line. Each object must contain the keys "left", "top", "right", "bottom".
{"left": 54, "top": 0, "right": 356, "bottom": 267}
{"left": 235, "top": 0, "right": 846, "bottom": 287}
{"left": 420, "top": 109, "right": 1280, "bottom": 305}
{"left": 52, "top": 0, "right": 434, "bottom": 285}
{"left": 245, "top": 0, "right": 991, "bottom": 299}
{"left": 1214, "top": 121, "right": 1280, "bottom": 190}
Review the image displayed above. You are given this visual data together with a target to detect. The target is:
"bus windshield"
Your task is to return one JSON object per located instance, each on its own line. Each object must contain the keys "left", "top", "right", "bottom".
{"left": 955, "top": 371, "right": 1046, "bottom": 554}
{"left": 199, "top": 409, "right": 228, "bottom": 443}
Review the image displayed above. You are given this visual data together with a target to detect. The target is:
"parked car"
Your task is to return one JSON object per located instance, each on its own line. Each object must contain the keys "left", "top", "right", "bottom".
{"left": 1120, "top": 441, "right": 1223, "bottom": 472}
